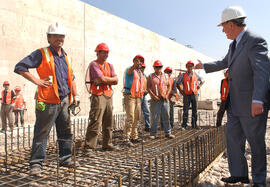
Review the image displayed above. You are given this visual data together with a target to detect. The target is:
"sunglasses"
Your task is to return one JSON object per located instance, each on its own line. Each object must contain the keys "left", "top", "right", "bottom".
{"left": 154, "top": 66, "right": 163, "bottom": 69}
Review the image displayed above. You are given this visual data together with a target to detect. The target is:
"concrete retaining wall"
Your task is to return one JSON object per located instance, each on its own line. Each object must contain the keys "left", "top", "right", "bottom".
{"left": 0, "top": 0, "right": 223, "bottom": 123}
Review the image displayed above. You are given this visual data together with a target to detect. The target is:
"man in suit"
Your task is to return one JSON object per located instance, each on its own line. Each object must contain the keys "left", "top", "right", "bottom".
{"left": 195, "top": 6, "right": 270, "bottom": 187}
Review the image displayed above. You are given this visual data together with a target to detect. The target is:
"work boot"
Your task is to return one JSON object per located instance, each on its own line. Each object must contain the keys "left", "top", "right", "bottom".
{"left": 84, "top": 145, "right": 95, "bottom": 152}
{"left": 30, "top": 164, "right": 42, "bottom": 175}
{"left": 102, "top": 145, "right": 119, "bottom": 151}
{"left": 130, "top": 138, "right": 142, "bottom": 144}
{"left": 60, "top": 157, "right": 79, "bottom": 168}
{"left": 165, "top": 134, "right": 175, "bottom": 139}
{"left": 149, "top": 135, "right": 156, "bottom": 140}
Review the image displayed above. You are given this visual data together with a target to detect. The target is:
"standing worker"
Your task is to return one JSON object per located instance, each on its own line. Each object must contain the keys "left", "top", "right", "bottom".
{"left": 0, "top": 81, "right": 15, "bottom": 132}
{"left": 84, "top": 43, "right": 118, "bottom": 151}
{"left": 123, "top": 55, "right": 145, "bottom": 146}
{"left": 164, "top": 66, "right": 177, "bottom": 128}
{"left": 147, "top": 60, "right": 174, "bottom": 139}
{"left": 216, "top": 70, "right": 229, "bottom": 127}
{"left": 14, "top": 22, "right": 80, "bottom": 174}
{"left": 195, "top": 6, "right": 270, "bottom": 186}
{"left": 13, "top": 86, "right": 26, "bottom": 127}
{"left": 140, "top": 62, "right": 151, "bottom": 132}
{"left": 177, "top": 61, "right": 204, "bottom": 129}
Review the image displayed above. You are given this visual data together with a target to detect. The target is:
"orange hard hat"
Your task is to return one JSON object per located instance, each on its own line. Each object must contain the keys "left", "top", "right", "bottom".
{"left": 153, "top": 60, "right": 163, "bottom": 67}
{"left": 164, "top": 67, "right": 173, "bottom": 73}
{"left": 133, "top": 54, "right": 144, "bottom": 63}
{"left": 141, "top": 62, "right": 146, "bottom": 67}
{"left": 15, "top": 86, "right": 21, "bottom": 91}
{"left": 3, "top": 81, "right": 9, "bottom": 86}
{"left": 186, "top": 60, "right": 194, "bottom": 67}
{"left": 95, "top": 43, "right": 109, "bottom": 52}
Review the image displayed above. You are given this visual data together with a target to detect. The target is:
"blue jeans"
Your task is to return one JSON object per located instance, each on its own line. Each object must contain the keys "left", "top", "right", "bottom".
{"left": 150, "top": 99, "right": 171, "bottom": 136}
{"left": 141, "top": 96, "right": 150, "bottom": 129}
{"left": 30, "top": 97, "right": 72, "bottom": 166}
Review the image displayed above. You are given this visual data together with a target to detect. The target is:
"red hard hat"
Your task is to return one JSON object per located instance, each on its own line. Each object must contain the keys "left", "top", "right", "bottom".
{"left": 95, "top": 43, "right": 109, "bottom": 52}
{"left": 153, "top": 60, "right": 163, "bottom": 67}
{"left": 141, "top": 62, "right": 146, "bottom": 67}
{"left": 3, "top": 81, "right": 9, "bottom": 86}
{"left": 186, "top": 60, "right": 194, "bottom": 67}
{"left": 164, "top": 67, "right": 172, "bottom": 73}
{"left": 133, "top": 54, "right": 144, "bottom": 63}
{"left": 15, "top": 86, "right": 21, "bottom": 91}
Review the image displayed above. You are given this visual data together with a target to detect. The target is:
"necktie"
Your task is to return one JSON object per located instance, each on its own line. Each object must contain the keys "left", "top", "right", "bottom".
{"left": 231, "top": 40, "right": 236, "bottom": 57}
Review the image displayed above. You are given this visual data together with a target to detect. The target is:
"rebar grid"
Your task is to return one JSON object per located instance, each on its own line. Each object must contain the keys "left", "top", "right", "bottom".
{"left": 0, "top": 110, "right": 226, "bottom": 186}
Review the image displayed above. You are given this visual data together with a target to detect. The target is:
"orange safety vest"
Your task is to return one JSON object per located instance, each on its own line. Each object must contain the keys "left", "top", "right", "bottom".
{"left": 221, "top": 78, "right": 229, "bottom": 101}
{"left": 183, "top": 72, "right": 198, "bottom": 95}
{"left": 129, "top": 69, "right": 145, "bottom": 98}
{"left": 150, "top": 73, "right": 168, "bottom": 98}
{"left": 1, "top": 90, "right": 12, "bottom": 104}
{"left": 37, "top": 47, "right": 73, "bottom": 104}
{"left": 90, "top": 62, "right": 112, "bottom": 97}
{"left": 14, "top": 94, "right": 24, "bottom": 110}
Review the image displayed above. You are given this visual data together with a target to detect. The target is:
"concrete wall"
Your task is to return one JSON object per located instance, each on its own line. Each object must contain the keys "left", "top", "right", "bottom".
{"left": 0, "top": 0, "right": 223, "bottom": 123}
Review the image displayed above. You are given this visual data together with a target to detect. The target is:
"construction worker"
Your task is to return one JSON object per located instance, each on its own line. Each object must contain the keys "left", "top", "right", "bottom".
{"left": 13, "top": 86, "right": 26, "bottom": 127}
{"left": 14, "top": 22, "right": 79, "bottom": 174}
{"left": 164, "top": 67, "right": 177, "bottom": 128}
{"left": 0, "top": 81, "right": 15, "bottom": 132}
{"left": 122, "top": 55, "right": 145, "bottom": 146}
{"left": 216, "top": 70, "right": 229, "bottom": 127}
{"left": 140, "top": 62, "right": 151, "bottom": 132}
{"left": 147, "top": 60, "right": 175, "bottom": 139}
{"left": 84, "top": 43, "right": 118, "bottom": 151}
{"left": 177, "top": 61, "right": 204, "bottom": 129}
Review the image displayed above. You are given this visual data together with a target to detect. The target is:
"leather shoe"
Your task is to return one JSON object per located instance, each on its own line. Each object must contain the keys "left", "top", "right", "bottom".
{"left": 221, "top": 176, "right": 250, "bottom": 184}
{"left": 253, "top": 183, "right": 266, "bottom": 187}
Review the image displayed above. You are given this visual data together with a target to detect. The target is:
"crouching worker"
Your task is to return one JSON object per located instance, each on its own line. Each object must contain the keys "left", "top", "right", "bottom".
{"left": 147, "top": 60, "right": 175, "bottom": 139}
{"left": 14, "top": 22, "right": 79, "bottom": 174}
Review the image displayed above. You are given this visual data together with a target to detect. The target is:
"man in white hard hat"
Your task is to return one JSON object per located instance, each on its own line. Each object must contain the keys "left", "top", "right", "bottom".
{"left": 14, "top": 22, "right": 79, "bottom": 175}
{"left": 195, "top": 6, "right": 270, "bottom": 187}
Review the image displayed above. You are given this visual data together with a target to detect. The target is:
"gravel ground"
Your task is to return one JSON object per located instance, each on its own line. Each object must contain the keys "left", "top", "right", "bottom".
{"left": 197, "top": 119, "right": 270, "bottom": 187}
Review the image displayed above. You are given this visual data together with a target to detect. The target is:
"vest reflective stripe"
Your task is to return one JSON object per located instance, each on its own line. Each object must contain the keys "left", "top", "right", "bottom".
{"left": 150, "top": 73, "right": 167, "bottom": 98}
{"left": 37, "top": 47, "right": 73, "bottom": 104}
{"left": 221, "top": 79, "right": 229, "bottom": 101}
{"left": 130, "top": 70, "right": 144, "bottom": 98}
{"left": 1, "top": 90, "right": 12, "bottom": 104}
{"left": 183, "top": 72, "right": 198, "bottom": 95}
{"left": 14, "top": 94, "right": 24, "bottom": 110}
{"left": 90, "top": 62, "right": 112, "bottom": 97}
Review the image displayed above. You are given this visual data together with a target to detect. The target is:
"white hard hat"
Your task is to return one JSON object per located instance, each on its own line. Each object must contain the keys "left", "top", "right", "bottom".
{"left": 218, "top": 6, "right": 246, "bottom": 26}
{"left": 47, "top": 22, "right": 66, "bottom": 35}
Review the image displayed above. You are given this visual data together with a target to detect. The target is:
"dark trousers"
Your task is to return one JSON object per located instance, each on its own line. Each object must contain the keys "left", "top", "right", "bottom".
{"left": 30, "top": 97, "right": 72, "bottom": 166}
{"left": 216, "top": 100, "right": 226, "bottom": 127}
{"left": 85, "top": 95, "right": 113, "bottom": 149}
{"left": 14, "top": 110, "right": 24, "bottom": 127}
{"left": 182, "top": 94, "right": 198, "bottom": 128}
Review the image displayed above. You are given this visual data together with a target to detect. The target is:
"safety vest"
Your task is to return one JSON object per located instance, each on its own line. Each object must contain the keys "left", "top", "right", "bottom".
{"left": 37, "top": 47, "right": 73, "bottom": 104}
{"left": 90, "top": 62, "right": 112, "bottom": 97}
{"left": 1, "top": 90, "right": 12, "bottom": 104}
{"left": 142, "top": 74, "right": 147, "bottom": 93}
{"left": 183, "top": 72, "right": 198, "bottom": 95}
{"left": 125, "top": 69, "right": 145, "bottom": 98}
{"left": 221, "top": 78, "right": 229, "bottom": 101}
{"left": 150, "top": 73, "right": 167, "bottom": 98}
{"left": 14, "top": 94, "right": 24, "bottom": 110}
{"left": 168, "top": 78, "right": 174, "bottom": 99}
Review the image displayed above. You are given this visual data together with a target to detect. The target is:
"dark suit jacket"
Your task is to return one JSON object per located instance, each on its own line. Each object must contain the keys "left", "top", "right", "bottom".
{"left": 204, "top": 29, "right": 270, "bottom": 116}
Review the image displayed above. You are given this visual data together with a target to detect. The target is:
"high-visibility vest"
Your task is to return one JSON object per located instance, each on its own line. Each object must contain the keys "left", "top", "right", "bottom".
{"left": 14, "top": 94, "right": 24, "bottom": 110}
{"left": 37, "top": 47, "right": 73, "bottom": 104}
{"left": 183, "top": 72, "right": 198, "bottom": 95}
{"left": 221, "top": 78, "right": 229, "bottom": 101}
{"left": 142, "top": 74, "right": 147, "bottom": 93}
{"left": 90, "top": 62, "right": 112, "bottom": 97}
{"left": 150, "top": 73, "right": 167, "bottom": 98}
{"left": 1, "top": 90, "right": 12, "bottom": 104}
{"left": 125, "top": 69, "right": 145, "bottom": 98}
